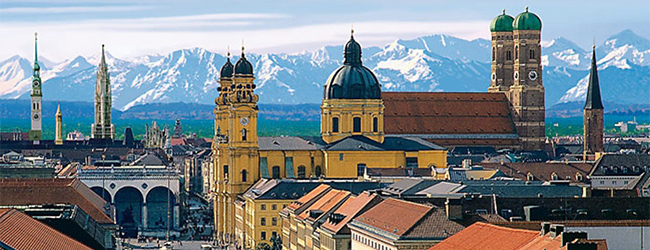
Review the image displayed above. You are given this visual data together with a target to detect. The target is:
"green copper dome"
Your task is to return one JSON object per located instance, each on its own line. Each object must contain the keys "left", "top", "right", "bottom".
{"left": 490, "top": 10, "right": 514, "bottom": 32}
{"left": 513, "top": 7, "right": 542, "bottom": 30}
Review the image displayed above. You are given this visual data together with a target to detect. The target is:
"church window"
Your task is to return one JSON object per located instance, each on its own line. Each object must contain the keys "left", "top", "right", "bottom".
{"left": 506, "top": 50, "right": 512, "bottom": 60}
{"left": 272, "top": 166, "right": 280, "bottom": 179}
{"left": 223, "top": 165, "right": 229, "bottom": 178}
{"left": 242, "top": 170, "right": 247, "bottom": 182}
{"left": 315, "top": 166, "right": 322, "bottom": 177}
{"left": 492, "top": 47, "right": 496, "bottom": 61}
{"left": 242, "top": 128, "right": 247, "bottom": 141}
{"left": 372, "top": 117, "right": 378, "bottom": 132}
{"left": 357, "top": 164, "right": 367, "bottom": 177}
{"left": 297, "top": 166, "right": 306, "bottom": 179}
{"left": 332, "top": 117, "right": 339, "bottom": 133}
{"left": 353, "top": 117, "right": 361, "bottom": 132}
{"left": 529, "top": 49, "right": 535, "bottom": 59}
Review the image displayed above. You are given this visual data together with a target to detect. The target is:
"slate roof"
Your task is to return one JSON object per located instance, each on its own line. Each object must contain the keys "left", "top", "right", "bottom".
{"left": 0, "top": 208, "right": 92, "bottom": 250}
{"left": 243, "top": 179, "right": 322, "bottom": 200}
{"left": 383, "top": 92, "right": 517, "bottom": 135}
{"left": 457, "top": 183, "right": 583, "bottom": 198}
{"left": 428, "top": 222, "right": 539, "bottom": 250}
{"left": 326, "top": 135, "right": 446, "bottom": 151}
{"left": 259, "top": 136, "right": 326, "bottom": 151}
{"left": 365, "top": 167, "right": 432, "bottom": 177}
{"left": 590, "top": 154, "right": 650, "bottom": 176}
{"left": 381, "top": 179, "right": 443, "bottom": 196}
{"left": 0, "top": 178, "right": 113, "bottom": 224}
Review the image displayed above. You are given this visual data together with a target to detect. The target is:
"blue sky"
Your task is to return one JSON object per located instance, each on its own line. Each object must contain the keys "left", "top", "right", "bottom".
{"left": 1, "top": 0, "right": 648, "bottom": 61}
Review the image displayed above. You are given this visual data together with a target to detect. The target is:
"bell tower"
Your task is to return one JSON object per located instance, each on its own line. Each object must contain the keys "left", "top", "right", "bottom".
{"left": 488, "top": 10, "right": 515, "bottom": 94}
{"left": 509, "top": 7, "right": 545, "bottom": 150}
{"left": 30, "top": 32, "right": 42, "bottom": 142}
{"left": 584, "top": 46, "right": 604, "bottom": 158}
{"left": 213, "top": 45, "right": 260, "bottom": 238}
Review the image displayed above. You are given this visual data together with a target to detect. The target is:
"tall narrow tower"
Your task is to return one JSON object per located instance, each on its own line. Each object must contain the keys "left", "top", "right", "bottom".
{"left": 213, "top": 45, "right": 259, "bottom": 239}
{"left": 55, "top": 102, "right": 63, "bottom": 145}
{"left": 488, "top": 10, "right": 515, "bottom": 94}
{"left": 509, "top": 7, "right": 545, "bottom": 150}
{"left": 30, "top": 32, "right": 43, "bottom": 142}
{"left": 91, "top": 45, "right": 115, "bottom": 139}
{"left": 584, "top": 46, "right": 604, "bottom": 156}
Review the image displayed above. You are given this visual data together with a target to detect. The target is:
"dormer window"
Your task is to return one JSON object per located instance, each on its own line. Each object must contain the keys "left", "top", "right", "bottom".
{"left": 551, "top": 172, "right": 559, "bottom": 180}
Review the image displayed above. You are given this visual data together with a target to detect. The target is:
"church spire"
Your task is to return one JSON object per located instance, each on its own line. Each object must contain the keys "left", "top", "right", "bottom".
{"left": 99, "top": 44, "right": 107, "bottom": 72}
{"left": 33, "top": 32, "right": 40, "bottom": 72}
{"left": 584, "top": 46, "right": 604, "bottom": 110}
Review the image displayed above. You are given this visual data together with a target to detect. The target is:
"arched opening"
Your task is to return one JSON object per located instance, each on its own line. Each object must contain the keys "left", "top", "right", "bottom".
{"left": 242, "top": 170, "right": 248, "bottom": 182}
{"left": 492, "top": 47, "right": 496, "bottom": 61}
{"left": 297, "top": 166, "right": 306, "bottom": 179}
{"left": 372, "top": 117, "right": 378, "bottom": 133}
{"left": 91, "top": 186, "right": 112, "bottom": 203}
{"left": 242, "top": 129, "right": 247, "bottom": 141}
{"left": 146, "top": 187, "right": 176, "bottom": 230}
{"left": 315, "top": 166, "right": 322, "bottom": 177}
{"left": 353, "top": 117, "right": 361, "bottom": 133}
{"left": 272, "top": 166, "right": 280, "bottom": 179}
{"left": 332, "top": 117, "right": 339, "bottom": 133}
{"left": 515, "top": 46, "right": 519, "bottom": 60}
{"left": 114, "top": 187, "right": 144, "bottom": 236}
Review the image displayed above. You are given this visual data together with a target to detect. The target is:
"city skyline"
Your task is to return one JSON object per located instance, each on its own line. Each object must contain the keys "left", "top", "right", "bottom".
{"left": 1, "top": 0, "right": 649, "bottom": 61}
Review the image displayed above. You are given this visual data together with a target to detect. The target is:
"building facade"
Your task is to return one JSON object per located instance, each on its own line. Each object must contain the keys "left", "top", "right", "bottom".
{"left": 91, "top": 45, "right": 115, "bottom": 140}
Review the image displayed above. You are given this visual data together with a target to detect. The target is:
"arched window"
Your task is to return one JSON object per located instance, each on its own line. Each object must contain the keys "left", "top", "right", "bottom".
{"left": 297, "top": 166, "right": 306, "bottom": 179}
{"left": 272, "top": 166, "right": 280, "bottom": 179}
{"left": 315, "top": 166, "right": 322, "bottom": 177}
{"left": 353, "top": 117, "right": 361, "bottom": 133}
{"left": 506, "top": 50, "right": 512, "bottom": 61}
{"left": 551, "top": 172, "right": 559, "bottom": 180}
{"left": 492, "top": 47, "right": 496, "bottom": 61}
{"left": 223, "top": 165, "right": 229, "bottom": 178}
{"left": 372, "top": 117, "right": 378, "bottom": 132}
{"left": 241, "top": 129, "right": 247, "bottom": 141}
{"left": 242, "top": 170, "right": 247, "bottom": 182}
{"left": 529, "top": 49, "right": 535, "bottom": 59}
{"left": 332, "top": 117, "right": 339, "bottom": 133}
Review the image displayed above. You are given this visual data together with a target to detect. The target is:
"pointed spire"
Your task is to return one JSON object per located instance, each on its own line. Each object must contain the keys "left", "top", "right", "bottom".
{"left": 584, "top": 45, "right": 604, "bottom": 110}
{"left": 56, "top": 102, "right": 61, "bottom": 116}
{"left": 100, "top": 44, "right": 106, "bottom": 67}
{"left": 34, "top": 32, "right": 38, "bottom": 62}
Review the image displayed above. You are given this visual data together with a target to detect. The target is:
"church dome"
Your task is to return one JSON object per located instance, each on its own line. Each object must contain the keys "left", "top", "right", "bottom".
{"left": 513, "top": 7, "right": 542, "bottom": 30}
{"left": 234, "top": 50, "right": 253, "bottom": 75}
{"left": 490, "top": 10, "right": 514, "bottom": 32}
{"left": 324, "top": 32, "right": 381, "bottom": 99}
{"left": 220, "top": 56, "right": 233, "bottom": 78}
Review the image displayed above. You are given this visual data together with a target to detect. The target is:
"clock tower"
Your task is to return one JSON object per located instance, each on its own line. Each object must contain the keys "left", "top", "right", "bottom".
{"left": 213, "top": 45, "right": 259, "bottom": 238}
{"left": 30, "top": 33, "right": 42, "bottom": 142}
{"left": 509, "top": 7, "right": 545, "bottom": 150}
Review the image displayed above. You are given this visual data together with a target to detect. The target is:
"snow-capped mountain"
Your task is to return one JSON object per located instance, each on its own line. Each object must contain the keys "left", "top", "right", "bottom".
{"left": 1, "top": 30, "right": 649, "bottom": 111}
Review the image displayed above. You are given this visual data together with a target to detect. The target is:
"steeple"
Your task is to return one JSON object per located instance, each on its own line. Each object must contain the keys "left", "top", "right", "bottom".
{"left": 584, "top": 46, "right": 604, "bottom": 110}
{"left": 33, "top": 32, "right": 40, "bottom": 72}
{"left": 343, "top": 29, "right": 362, "bottom": 65}
{"left": 55, "top": 102, "right": 63, "bottom": 145}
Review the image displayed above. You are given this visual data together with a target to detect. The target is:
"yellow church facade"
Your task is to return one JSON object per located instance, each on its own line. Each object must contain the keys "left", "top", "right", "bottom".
{"left": 212, "top": 34, "right": 448, "bottom": 245}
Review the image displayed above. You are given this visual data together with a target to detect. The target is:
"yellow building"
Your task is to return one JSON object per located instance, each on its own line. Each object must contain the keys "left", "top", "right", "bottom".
{"left": 212, "top": 32, "right": 448, "bottom": 244}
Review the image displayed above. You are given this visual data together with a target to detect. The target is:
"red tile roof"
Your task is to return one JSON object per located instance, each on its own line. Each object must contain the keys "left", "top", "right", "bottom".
{"left": 429, "top": 222, "right": 539, "bottom": 250}
{"left": 0, "top": 209, "right": 92, "bottom": 250}
{"left": 481, "top": 163, "right": 593, "bottom": 183}
{"left": 321, "top": 192, "right": 381, "bottom": 234}
{"left": 519, "top": 233, "right": 608, "bottom": 250}
{"left": 287, "top": 184, "right": 330, "bottom": 211}
{"left": 297, "top": 189, "right": 350, "bottom": 221}
{"left": 383, "top": 92, "right": 516, "bottom": 135}
{"left": 0, "top": 178, "right": 113, "bottom": 224}
{"left": 353, "top": 198, "right": 431, "bottom": 237}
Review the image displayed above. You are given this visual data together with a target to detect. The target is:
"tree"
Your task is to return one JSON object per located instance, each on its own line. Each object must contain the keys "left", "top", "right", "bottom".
{"left": 256, "top": 242, "right": 271, "bottom": 250}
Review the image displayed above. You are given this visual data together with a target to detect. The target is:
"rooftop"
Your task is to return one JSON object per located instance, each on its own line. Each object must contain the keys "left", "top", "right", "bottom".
{"left": 0, "top": 208, "right": 92, "bottom": 250}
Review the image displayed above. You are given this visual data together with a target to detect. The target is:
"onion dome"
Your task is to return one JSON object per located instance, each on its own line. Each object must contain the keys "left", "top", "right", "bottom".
{"left": 234, "top": 46, "right": 253, "bottom": 75}
{"left": 220, "top": 53, "right": 233, "bottom": 78}
{"left": 324, "top": 30, "right": 381, "bottom": 99}
{"left": 513, "top": 7, "right": 542, "bottom": 30}
{"left": 490, "top": 9, "right": 514, "bottom": 32}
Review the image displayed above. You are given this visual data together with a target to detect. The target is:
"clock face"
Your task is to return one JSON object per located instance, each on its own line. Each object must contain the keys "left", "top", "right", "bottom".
{"left": 240, "top": 117, "right": 249, "bottom": 126}
{"left": 514, "top": 71, "right": 519, "bottom": 81}
{"left": 33, "top": 80, "right": 40, "bottom": 88}
{"left": 491, "top": 73, "right": 497, "bottom": 82}
{"left": 33, "top": 113, "right": 40, "bottom": 120}
{"left": 528, "top": 70, "right": 538, "bottom": 81}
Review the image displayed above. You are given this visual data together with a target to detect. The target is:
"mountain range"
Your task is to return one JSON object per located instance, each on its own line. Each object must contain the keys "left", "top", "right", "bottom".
{"left": 1, "top": 29, "right": 649, "bottom": 111}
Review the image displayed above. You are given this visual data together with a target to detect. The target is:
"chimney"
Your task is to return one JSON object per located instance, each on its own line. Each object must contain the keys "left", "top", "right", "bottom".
{"left": 540, "top": 222, "right": 551, "bottom": 236}
{"left": 561, "top": 231, "right": 588, "bottom": 246}
{"left": 549, "top": 224, "right": 565, "bottom": 238}
{"left": 462, "top": 159, "right": 472, "bottom": 169}
{"left": 445, "top": 198, "right": 463, "bottom": 221}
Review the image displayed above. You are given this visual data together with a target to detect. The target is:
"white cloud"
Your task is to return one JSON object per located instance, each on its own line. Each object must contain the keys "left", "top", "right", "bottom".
{"left": 0, "top": 6, "right": 151, "bottom": 14}
{"left": 0, "top": 14, "right": 489, "bottom": 62}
